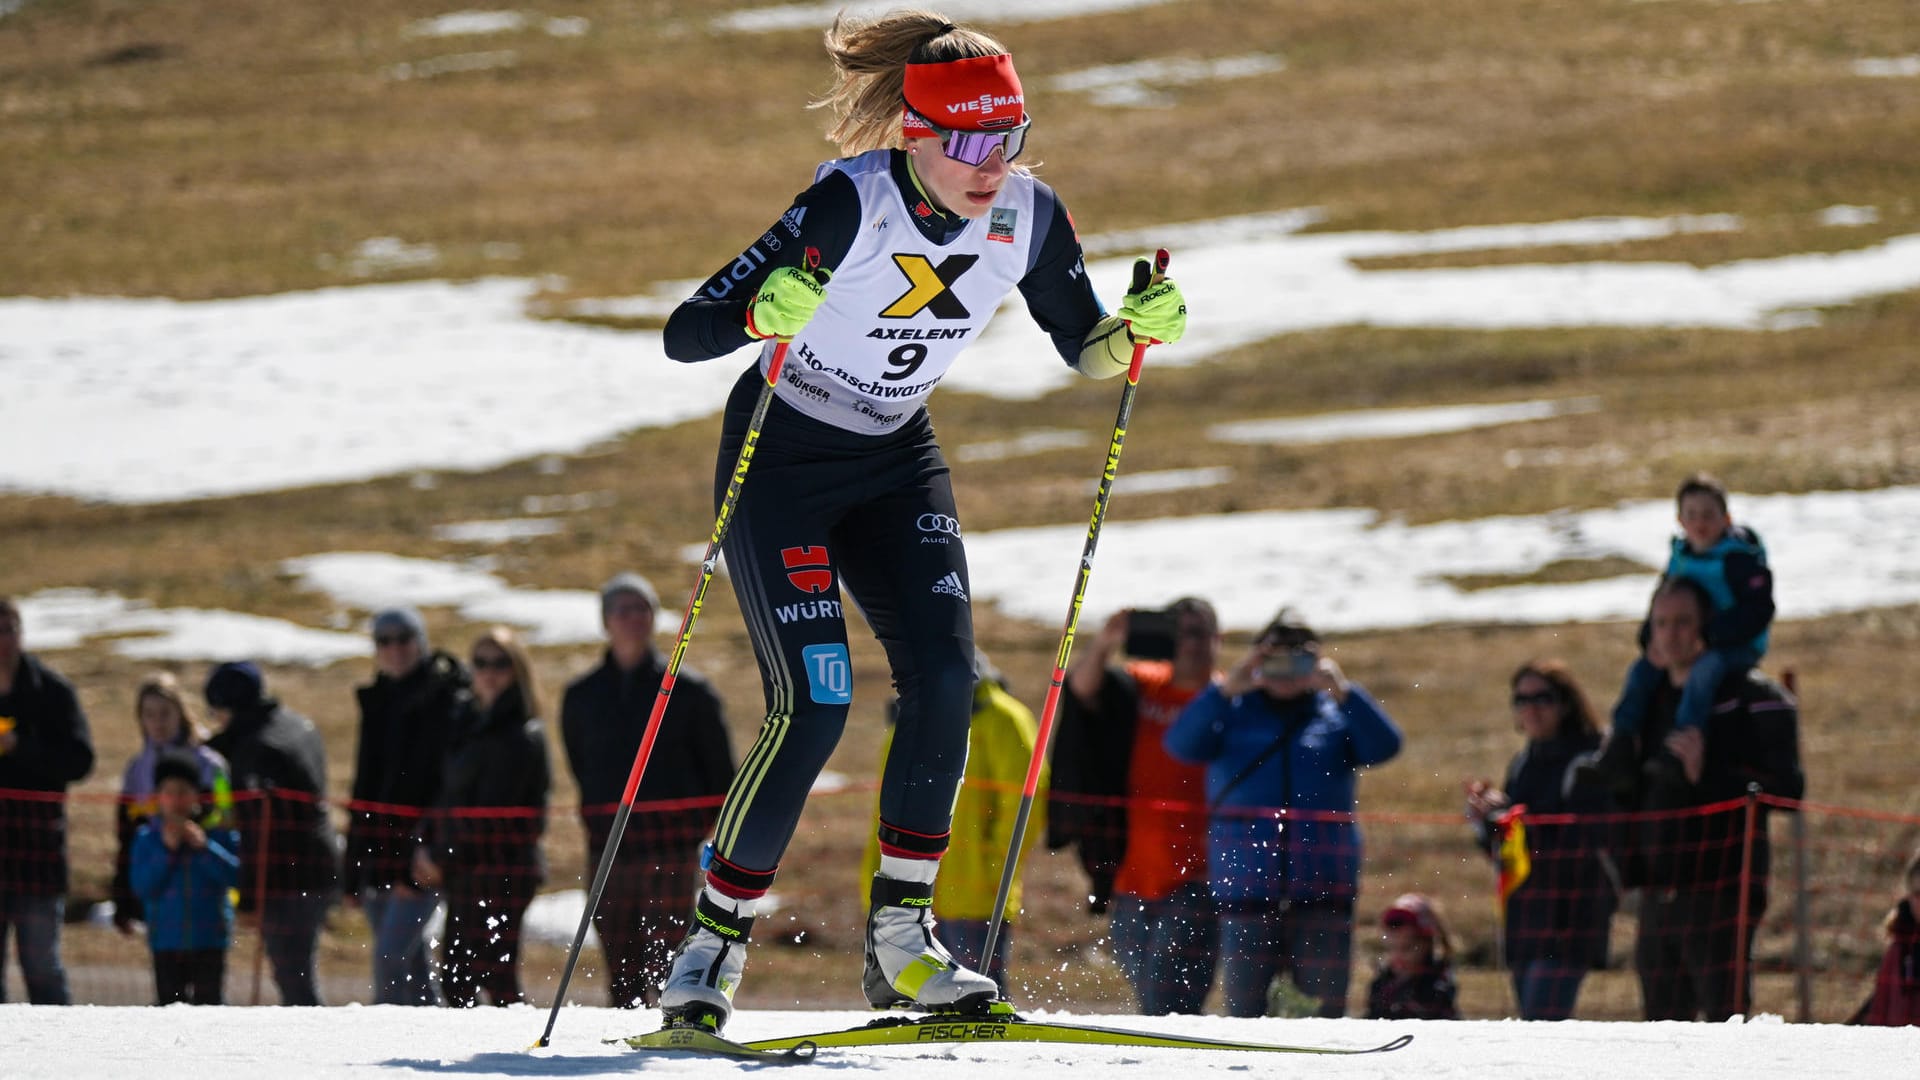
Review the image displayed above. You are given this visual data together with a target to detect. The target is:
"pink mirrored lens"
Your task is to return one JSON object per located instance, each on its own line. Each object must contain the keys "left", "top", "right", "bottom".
{"left": 940, "top": 126, "right": 1026, "bottom": 166}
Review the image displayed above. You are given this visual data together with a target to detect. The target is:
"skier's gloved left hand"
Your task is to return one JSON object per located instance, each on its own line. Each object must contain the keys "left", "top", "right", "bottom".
{"left": 1118, "top": 263, "right": 1187, "bottom": 345}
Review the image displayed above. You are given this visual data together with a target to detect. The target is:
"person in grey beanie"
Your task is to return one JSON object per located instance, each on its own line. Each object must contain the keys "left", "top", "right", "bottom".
{"left": 372, "top": 607, "right": 431, "bottom": 655}
{"left": 560, "top": 573, "right": 734, "bottom": 1007}
{"left": 600, "top": 573, "right": 660, "bottom": 618}
{"left": 345, "top": 606, "right": 467, "bottom": 1005}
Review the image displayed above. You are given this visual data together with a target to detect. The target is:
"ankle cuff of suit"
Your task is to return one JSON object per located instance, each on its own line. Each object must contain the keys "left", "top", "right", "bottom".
{"left": 704, "top": 851, "right": 777, "bottom": 899}
{"left": 877, "top": 820, "right": 949, "bottom": 859}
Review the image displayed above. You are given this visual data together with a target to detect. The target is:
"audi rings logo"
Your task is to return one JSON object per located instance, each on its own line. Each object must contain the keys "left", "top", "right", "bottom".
{"left": 917, "top": 514, "right": 962, "bottom": 538}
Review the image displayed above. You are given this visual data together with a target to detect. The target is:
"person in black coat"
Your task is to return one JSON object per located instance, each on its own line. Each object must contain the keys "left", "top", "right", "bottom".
{"left": 0, "top": 597, "right": 95, "bottom": 1005}
{"left": 203, "top": 660, "right": 340, "bottom": 1006}
{"left": 346, "top": 606, "right": 466, "bottom": 1006}
{"left": 1465, "top": 659, "right": 1618, "bottom": 1020}
{"left": 561, "top": 574, "right": 735, "bottom": 1008}
{"left": 413, "top": 627, "right": 551, "bottom": 1007}
{"left": 1597, "top": 578, "right": 1804, "bottom": 1022}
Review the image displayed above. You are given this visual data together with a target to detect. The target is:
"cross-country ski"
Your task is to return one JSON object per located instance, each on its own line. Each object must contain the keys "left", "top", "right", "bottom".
{"left": 623, "top": 1005, "right": 1413, "bottom": 1060}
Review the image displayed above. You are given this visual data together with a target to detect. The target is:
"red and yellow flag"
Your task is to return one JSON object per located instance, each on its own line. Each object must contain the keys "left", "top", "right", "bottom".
{"left": 1494, "top": 806, "right": 1531, "bottom": 915}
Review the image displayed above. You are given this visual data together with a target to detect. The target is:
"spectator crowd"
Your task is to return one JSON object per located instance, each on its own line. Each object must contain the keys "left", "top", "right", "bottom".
{"left": 0, "top": 575, "right": 733, "bottom": 1011}
{"left": 0, "top": 475, "right": 1910, "bottom": 1026}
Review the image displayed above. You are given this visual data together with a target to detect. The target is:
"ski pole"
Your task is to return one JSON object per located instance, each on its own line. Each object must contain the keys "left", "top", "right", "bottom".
{"left": 980, "top": 249, "right": 1170, "bottom": 970}
{"left": 536, "top": 249, "right": 820, "bottom": 1048}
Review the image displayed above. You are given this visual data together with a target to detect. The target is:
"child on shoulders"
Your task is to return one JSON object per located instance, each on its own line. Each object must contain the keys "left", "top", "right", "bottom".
{"left": 1591, "top": 473, "right": 1774, "bottom": 792}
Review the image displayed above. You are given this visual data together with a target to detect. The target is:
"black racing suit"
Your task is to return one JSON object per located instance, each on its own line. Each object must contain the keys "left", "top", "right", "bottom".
{"left": 663, "top": 149, "right": 1105, "bottom": 894}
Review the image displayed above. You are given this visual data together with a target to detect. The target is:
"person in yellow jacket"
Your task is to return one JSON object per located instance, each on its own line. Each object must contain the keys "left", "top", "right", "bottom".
{"left": 863, "top": 648, "right": 1044, "bottom": 992}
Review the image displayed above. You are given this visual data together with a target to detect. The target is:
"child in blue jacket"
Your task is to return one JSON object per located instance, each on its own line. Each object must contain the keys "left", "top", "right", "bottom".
{"left": 131, "top": 750, "right": 240, "bottom": 1004}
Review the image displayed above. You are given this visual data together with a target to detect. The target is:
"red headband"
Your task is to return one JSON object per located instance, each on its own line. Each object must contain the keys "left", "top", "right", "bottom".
{"left": 902, "top": 53, "right": 1025, "bottom": 136}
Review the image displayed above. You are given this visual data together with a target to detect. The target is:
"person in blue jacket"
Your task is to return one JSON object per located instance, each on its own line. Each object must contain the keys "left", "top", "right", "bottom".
{"left": 131, "top": 749, "right": 241, "bottom": 1005}
{"left": 1165, "top": 608, "right": 1402, "bottom": 1018}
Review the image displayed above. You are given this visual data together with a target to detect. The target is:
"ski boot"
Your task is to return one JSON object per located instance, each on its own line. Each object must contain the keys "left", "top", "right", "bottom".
{"left": 659, "top": 888, "right": 757, "bottom": 1032}
{"left": 863, "top": 874, "right": 999, "bottom": 1012}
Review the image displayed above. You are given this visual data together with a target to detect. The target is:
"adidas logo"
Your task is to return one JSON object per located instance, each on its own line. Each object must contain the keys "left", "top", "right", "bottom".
{"left": 929, "top": 571, "right": 968, "bottom": 600}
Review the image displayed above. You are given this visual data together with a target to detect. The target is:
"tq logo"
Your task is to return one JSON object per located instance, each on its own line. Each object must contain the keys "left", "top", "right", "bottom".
{"left": 916, "top": 513, "right": 961, "bottom": 538}
{"left": 780, "top": 545, "right": 834, "bottom": 594}
{"left": 880, "top": 253, "right": 978, "bottom": 319}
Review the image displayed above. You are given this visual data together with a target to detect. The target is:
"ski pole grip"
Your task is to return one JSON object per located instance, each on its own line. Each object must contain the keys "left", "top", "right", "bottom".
{"left": 1124, "top": 249, "right": 1170, "bottom": 375}
{"left": 1131, "top": 248, "right": 1171, "bottom": 293}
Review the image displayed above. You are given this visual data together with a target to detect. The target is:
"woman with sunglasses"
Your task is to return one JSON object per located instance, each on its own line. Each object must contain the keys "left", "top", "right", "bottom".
{"left": 1463, "top": 660, "right": 1619, "bottom": 1020}
{"left": 411, "top": 628, "right": 551, "bottom": 1007}
{"left": 658, "top": 10, "right": 1187, "bottom": 1031}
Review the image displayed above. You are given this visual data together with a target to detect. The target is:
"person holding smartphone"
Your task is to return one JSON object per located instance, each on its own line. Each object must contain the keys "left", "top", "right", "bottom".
{"left": 1051, "top": 598, "right": 1221, "bottom": 1014}
{"left": 1165, "top": 608, "right": 1403, "bottom": 1018}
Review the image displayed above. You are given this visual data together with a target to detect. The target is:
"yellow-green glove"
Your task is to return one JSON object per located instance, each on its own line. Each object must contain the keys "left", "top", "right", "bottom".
{"left": 746, "top": 265, "right": 831, "bottom": 341}
{"left": 1118, "top": 263, "right": 1187, "bottom": 345}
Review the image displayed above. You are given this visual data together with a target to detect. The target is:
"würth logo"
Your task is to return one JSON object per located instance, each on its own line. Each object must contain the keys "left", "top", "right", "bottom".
{"left": 929, "top": 571, "right": 968, "bottom": 601}
{"left": 781, "top": 546, "right": 834, "bottom": 594}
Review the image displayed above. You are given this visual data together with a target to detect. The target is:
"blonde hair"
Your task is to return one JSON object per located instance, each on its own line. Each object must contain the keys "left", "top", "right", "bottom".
{"left": 473, "top": 626, "right": 542, "bottom": 719}
{"left": 136, "top": 672, "right": 208, "bottom": 746}
{"left": 811, "top": 9, "right": 1009, "bottom": 156}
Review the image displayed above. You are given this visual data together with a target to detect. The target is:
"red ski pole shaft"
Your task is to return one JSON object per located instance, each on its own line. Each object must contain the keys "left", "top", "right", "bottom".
{"left": 981, "top": 249, "right": 1169, "bottom": 967}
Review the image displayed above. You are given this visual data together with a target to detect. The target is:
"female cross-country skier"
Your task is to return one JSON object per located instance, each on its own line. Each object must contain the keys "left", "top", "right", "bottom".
{"left": 658, "top": 8, "right": 1188, "bottom": 1031}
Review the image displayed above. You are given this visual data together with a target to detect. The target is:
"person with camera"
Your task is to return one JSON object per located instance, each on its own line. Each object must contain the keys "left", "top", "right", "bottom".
{"left": 1165, "top": 608, "right": 1402, "bottom": 1018}
{"left": 1050, "top": 598, "right": 1219, "bottom": 1014}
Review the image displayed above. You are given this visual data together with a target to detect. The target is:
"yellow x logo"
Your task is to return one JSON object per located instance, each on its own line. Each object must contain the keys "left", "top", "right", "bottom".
{"left": 880, "top": 254, "right": 978, "bottom": 319}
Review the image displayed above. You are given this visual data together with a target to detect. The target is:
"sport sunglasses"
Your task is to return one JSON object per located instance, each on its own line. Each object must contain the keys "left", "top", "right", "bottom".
{"left": 912, "top": 111, "right": 1031, "bottom": 167}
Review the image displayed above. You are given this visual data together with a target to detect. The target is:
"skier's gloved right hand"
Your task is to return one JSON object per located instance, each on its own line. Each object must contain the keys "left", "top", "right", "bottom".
{"left": 745, "top": 264, "right": 831, "bottom": 341}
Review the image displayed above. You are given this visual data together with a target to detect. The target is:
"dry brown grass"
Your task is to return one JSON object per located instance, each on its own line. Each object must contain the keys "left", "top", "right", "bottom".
{"left": 4, "top": 0, "right": 1919, "bottom": 1021}
{"left": 4, "top": 1, "right": 1918, "bottom": 297}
